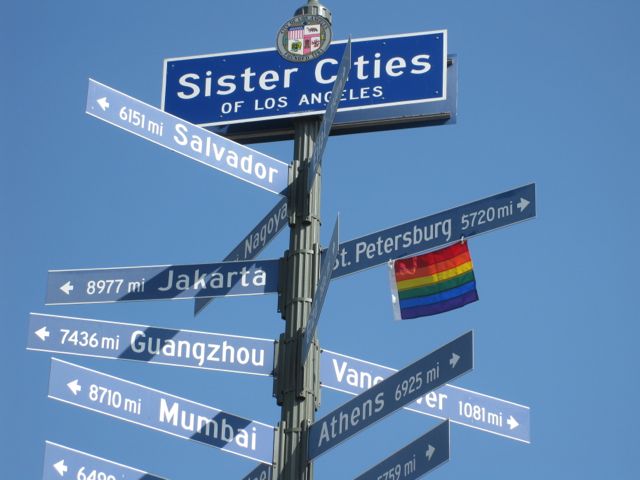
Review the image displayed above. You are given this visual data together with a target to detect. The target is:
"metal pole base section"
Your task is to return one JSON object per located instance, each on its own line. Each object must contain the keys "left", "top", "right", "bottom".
{"left": 274, "top": 118, "right": 322, "bottom": 480}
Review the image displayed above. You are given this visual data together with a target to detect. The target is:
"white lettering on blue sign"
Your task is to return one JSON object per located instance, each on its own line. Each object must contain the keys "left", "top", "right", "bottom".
{"left": 309, "top": 332, "right": 473, "bottom": 459}
{"left": 174, "top": 52, "right": 432, "bottom": 98}
{"left": 331, "top": 184, "right": 536, "bottom": 278}
{"left": 320, "top": 349, "right": 530, "bottom": 443}
{"left": 26, "top": 313, "right": 275, "bottom": 375}
{"left": 162, "top": 31, "right": 447, "bottom": 127}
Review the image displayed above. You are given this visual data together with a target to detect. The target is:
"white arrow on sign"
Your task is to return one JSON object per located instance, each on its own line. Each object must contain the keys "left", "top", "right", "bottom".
{"left": 53, "top": 459, "right": 68, "bottom": 476}
{"left": 60, "top": 281, "right": 74, "bottom": 295}
{"left": 507, "top": 415, "right": 520, "bottom": 430}
{"left": 67, "top": 379, "right": 82, "bottom": 396}
{"left": 96, "top": 97, "right": 110, "bottom": 111}
{"left": 35, "top": 326, "right": 50, "bottom": 341}
{"left": 425, "top": 444, "right": 436, "bottom": 461}
{"left": 517, "top": 197, "right": 530, "bottom": 212}
{"left": 449, "top": 352, "right": 460, "bottom": 368}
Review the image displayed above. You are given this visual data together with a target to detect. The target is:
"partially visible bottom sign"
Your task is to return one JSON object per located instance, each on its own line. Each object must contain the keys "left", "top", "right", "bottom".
{"left": 242, "top": 463, "right": 272, "bottom": 480}
{"left": 354, "top": 420, "right": 449, "bottom": 480}
{"left": 43, "top": 441, "right": 166, "bottom": 480}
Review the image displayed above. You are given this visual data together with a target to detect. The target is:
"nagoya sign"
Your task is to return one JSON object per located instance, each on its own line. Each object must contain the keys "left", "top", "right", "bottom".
{"left": 162, "top": 31, "right": 447, "bottom": 128}
{"left": 48, "top": 358, "right": 274, "bottom": 464}
{"left": 195, "top": 197, "right": 288, "bottom": 315}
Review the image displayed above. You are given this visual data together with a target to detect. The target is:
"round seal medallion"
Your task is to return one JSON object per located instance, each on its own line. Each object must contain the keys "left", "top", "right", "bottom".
{"left": 276, "top": 14, "right": 332, "bottom": 62}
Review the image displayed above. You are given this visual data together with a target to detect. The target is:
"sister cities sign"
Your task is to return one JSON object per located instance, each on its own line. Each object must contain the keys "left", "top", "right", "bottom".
{"left": 162, "top": 30, "right": 447, "bottom": 128}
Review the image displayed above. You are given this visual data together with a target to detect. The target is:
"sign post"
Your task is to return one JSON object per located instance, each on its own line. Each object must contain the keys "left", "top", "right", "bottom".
{"left": 320, "top": 349, "right": 530, "bottom": 443}
{"left": 271, "top": 3, "right": 341, "bottom": 479}
{"left": 353, "top": 420, "right": 450, "bottom": 480}
{"left": 27, "top": 3, "right": 537, "bottom": 479}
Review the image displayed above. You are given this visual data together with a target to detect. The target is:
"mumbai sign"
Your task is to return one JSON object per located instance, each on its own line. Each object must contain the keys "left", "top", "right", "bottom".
{"left": 48, "top": 358, "right": 274, "bottom": 464}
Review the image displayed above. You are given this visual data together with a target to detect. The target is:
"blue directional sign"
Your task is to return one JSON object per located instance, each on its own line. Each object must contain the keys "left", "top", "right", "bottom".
{"left": 354, "top": 420, "right": 450, "bottom": 480}
{"left": 43, "top": 441, "right": 166, "bottom": 480}
{"left": 48, "top": 358, "right": 274, "bottom": 464}
{"left": 27, "top": 313, "right": 275, "bottom": 376}
{"left": 86, "top": 79, "right": 288, "bottom": 195}
{"left": 308, "top": 331, "right": 473, "bottom": 459}
{"left": 307, "top": 40, "right": 351, "bottom": 191}
{"left": 321, "top": 349, "right": 530, "bottom": 443}
{"left": 242, "top": 463, "right": 272, "bottom": 480}
{"left": 332, "top": 184, "right": 536, "bottom": 278}
{"left": 46, "top": 258, "right": 279, "bottom": 305}
{"left": 302, "top": 216, "right": 340, "bottom": 362}
{"left": 195, "top": 197, "right": 288, "bottom": 315}
{"left": 162, "top": 31, "right": 447, "bottom": 129}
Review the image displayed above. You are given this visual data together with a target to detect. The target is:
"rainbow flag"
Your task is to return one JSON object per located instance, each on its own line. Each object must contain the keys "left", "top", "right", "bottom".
{"left": 390, "top": 242, "right": 478, "bottom": 320}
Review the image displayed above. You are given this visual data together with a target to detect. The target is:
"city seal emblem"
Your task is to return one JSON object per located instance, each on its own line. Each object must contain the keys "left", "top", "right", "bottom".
{"left": 276, "top": 14, "right": 332, "bottom": 62}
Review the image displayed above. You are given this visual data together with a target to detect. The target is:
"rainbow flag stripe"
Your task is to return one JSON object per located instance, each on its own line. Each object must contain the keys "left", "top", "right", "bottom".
{"left": 391, "top": 242, "right": 478, "bottom": 319}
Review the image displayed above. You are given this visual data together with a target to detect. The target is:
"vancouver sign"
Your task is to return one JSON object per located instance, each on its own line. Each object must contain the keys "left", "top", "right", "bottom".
{"left": 309, "top": 331, "right": 473, "bottom": 459}
{"left": 43, "top": 442, "right": 166, "bottom": 480}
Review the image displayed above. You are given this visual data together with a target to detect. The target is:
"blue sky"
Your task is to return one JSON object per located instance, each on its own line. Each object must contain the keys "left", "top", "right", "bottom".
{"left": 2, "top": 0, "right": 639, "bottom": 478}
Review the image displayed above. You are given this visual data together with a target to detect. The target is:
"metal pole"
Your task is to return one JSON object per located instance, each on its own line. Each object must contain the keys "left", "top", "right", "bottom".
{"left": 274, "top": 117, "right": 322, "bottom": 480}
{"left": 273, "top": 4, "right": 332, "bottom": 478}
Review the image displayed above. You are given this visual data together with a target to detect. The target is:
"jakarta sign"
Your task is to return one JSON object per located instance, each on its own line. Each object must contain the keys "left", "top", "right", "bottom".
{"left": 162, "top": 30, "right": 448, "bottom": 137}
